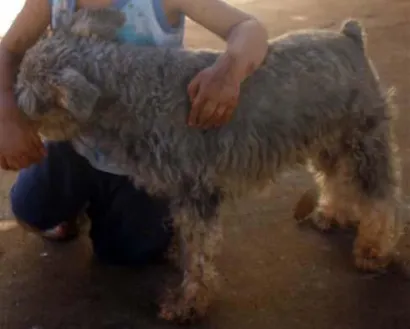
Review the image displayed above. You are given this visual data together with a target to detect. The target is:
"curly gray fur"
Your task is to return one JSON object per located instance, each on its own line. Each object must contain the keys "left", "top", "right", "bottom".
{"left": 15, "top": 10, "right": 378, "bottom": 197}
{"left": 15, "top": 8, "right": 403, "bottom": 322}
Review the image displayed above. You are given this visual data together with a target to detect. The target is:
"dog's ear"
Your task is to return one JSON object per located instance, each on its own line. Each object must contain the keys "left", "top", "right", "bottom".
{"left": 54, "top": 67, "right": 101, "bottom": 122}
{"left": 70, "top": 8, "right": 126, "bottom": 40}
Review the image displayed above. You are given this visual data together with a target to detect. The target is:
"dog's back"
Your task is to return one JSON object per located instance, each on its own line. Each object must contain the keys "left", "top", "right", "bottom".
{"left": 210, "top": 19, "right": 390, "bottom": 185}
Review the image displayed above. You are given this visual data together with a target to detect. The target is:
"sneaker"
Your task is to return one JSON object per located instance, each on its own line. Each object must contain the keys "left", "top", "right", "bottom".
{"left": 41, "top": 220, "right": 80, "bottom": 242}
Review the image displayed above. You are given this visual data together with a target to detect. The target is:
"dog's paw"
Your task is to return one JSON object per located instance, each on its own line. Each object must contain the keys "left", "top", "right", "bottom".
{"left": 353, "top": 237, "right": 391, "bottom": 272}
{"left": 158, "top": 283, "right": 210, "bottom": 324}
{"left": 306, "top": 210, "right": 335, "bottom": 232}
{"left": 294, "top": 188, "right": 318, "bottom": 222}
{"left": 158, "top": 299, "right": 203, "bottom": 324}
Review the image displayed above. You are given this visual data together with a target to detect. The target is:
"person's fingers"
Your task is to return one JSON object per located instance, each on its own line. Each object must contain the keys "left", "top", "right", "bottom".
{"left": 5, "top": 157, "right": 22, "bottom": 171}
{"left": 33, "top": 135, "right": 46, "bottom": 155}
{"left": 218, "top": 104, "right": 235, "bottom": 125}
{"left": 0, "top": 156, "right": 10, "bottom": 171}
{"left": 31, "top": 137, "right": 46, "bottom": 159}
{"left": 205, "top": 105, "right": 228, "bottom": 128}
{"left": 26, "top": 130, "right": 46, "bottom": 159}
{"left": 188, "top": 92, "right": 207, "bottom": 126}
{"left": 11, "top": 143, "right": 42, "bottom": 169}
{"left": 218, "top": 95, "right": 238, "bottom": 123}
{"left": 24, "top": 152, "right": 42, "bottom": 166}
{"left": 198, "top": 101, "right": 219, "bottom": 129}
{"left": 187, "top": 74, "right": 201, "bottom": 101}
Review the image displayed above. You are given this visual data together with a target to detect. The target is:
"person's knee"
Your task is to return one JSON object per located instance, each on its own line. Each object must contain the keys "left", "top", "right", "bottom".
{"left": 10, "top": 182, "right": 47, "bottom": 232}
{"left": 9, "top": 141, "right": 90, "bottom": 231}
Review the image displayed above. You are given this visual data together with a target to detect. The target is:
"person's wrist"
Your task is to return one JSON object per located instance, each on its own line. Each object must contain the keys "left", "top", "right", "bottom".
{"left": 215, "top": 51, "right": 251, "bottom": 85}
{"left": 0, "top": 90, "right": 22, "bottom": 120}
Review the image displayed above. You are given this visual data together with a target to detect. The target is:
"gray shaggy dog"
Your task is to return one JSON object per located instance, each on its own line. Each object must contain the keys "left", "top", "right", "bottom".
{"left": 15, "top": 8, "right": 403, "bottom": 323}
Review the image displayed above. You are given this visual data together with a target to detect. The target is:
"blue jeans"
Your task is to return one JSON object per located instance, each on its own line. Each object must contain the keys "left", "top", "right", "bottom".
{"left": 10, "top": 141, "right": 173, "bottom": 266}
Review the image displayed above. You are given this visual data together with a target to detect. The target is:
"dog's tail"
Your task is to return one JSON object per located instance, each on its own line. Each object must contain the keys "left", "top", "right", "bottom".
{"left": 341, "top": 19, "right": 365, "bottom": 50}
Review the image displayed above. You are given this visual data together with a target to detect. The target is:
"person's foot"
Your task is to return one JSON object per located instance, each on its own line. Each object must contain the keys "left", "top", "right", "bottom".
{"left": 42, "top": 220, "right": 80, "bottom": 242}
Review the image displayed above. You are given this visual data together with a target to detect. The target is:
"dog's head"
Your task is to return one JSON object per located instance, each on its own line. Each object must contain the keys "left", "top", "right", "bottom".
{"left": 15, "top": 50, "right": 101, "bottom": 140}
{"left": 15, "top": 7, "right": 125, "bottom": 140}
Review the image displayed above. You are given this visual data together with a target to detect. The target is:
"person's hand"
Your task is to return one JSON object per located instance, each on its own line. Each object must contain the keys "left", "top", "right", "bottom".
{"left": 187, "top": 55, "right": 241, "bottom": 129}
{"left": 0, "top": 91, "right": 45, "bottom": 170}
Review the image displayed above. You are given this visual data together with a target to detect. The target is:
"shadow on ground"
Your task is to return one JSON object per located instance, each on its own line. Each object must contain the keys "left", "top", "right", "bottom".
{"left": 2, "top": 172, "right": 410, "bottom": 329}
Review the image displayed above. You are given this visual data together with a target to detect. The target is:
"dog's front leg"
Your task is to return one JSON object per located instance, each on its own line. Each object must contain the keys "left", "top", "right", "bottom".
{"left": 159, "top": 193, "right": 223, "bottom": 323}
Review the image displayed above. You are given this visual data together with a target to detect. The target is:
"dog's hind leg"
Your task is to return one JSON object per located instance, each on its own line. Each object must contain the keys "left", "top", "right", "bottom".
{"left": 158, "top": 187, "right": 223, "bottom": 323}
{"left": 301, "top": 148, "right": 355, "bottom": 232}
{"left": 303, "top": 96, "right": 402, "bottom": 272}
{"left": 346, "top": 120, "right": 402, "bottom": 272}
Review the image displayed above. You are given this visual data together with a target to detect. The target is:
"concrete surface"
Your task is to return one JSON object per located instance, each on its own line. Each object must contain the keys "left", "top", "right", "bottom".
{"left": 1, "top": 0, "right": 410, "bottom": 328}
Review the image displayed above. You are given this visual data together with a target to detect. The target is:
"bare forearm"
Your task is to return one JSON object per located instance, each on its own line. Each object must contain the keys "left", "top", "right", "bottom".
{"left": 0, "top": 46, "right": 22, "bottom": 92}
{"left": 218, "top": 18, "right": 268, "bottom": 82}
{"left": 0, "top": 0, "right": 50, "bottom": 94}
{"left": 0, "top": 45, "right": 23, "bottom": 118}
{"left": 177, "top": 0, "right": 269, "bottom": 127}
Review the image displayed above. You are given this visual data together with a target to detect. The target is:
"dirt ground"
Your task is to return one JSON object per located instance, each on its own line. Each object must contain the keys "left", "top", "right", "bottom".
{"left": 1, "top": 0, "right": 410, "bottom": 328}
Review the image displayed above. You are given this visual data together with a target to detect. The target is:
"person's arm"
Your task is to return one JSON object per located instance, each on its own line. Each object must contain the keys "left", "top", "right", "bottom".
{"left": 0, "top": 0, "right": 50, "bottom": 170}
{"left": 0, "top": 0, "right": 50, "bottom": 89}
{"left": 1, "top": 0, "right": 51, "bottom": 91}
{"left": 169, "top": 0, "right": 269, "bottom": 128}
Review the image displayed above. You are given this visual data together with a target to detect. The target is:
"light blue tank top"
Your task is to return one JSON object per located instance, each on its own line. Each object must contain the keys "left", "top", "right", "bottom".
{"left": 49, "top": 0, "right": 185, "bottom": 175}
